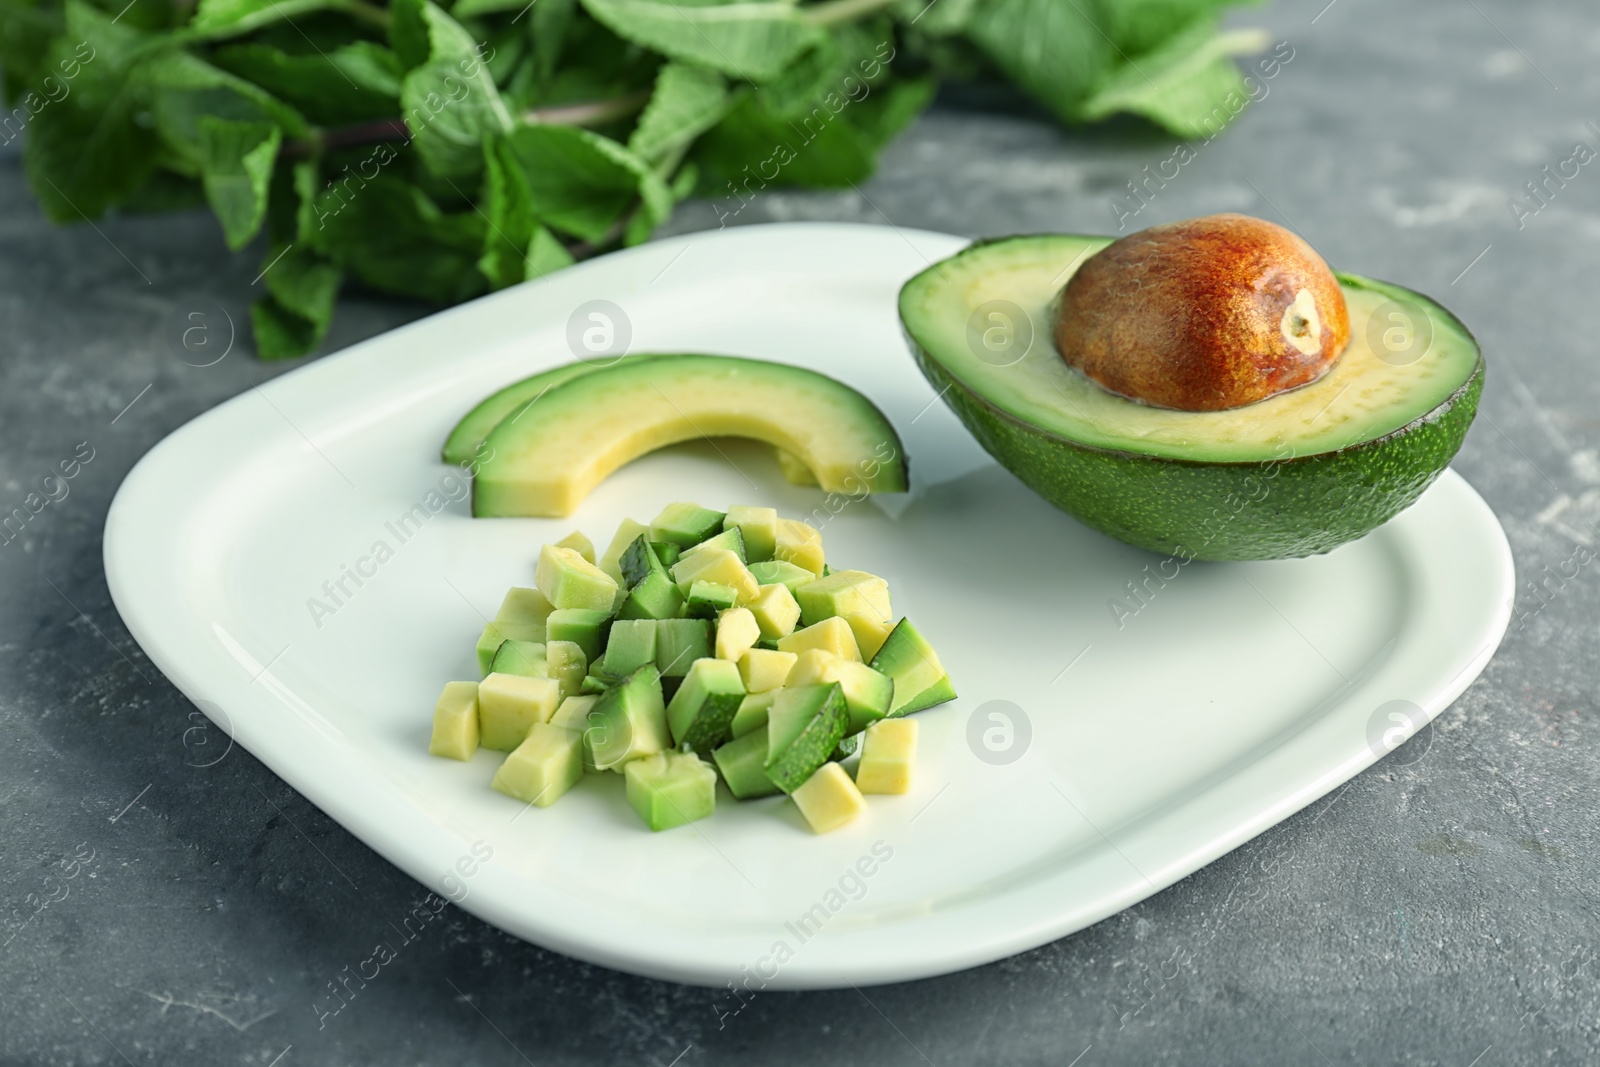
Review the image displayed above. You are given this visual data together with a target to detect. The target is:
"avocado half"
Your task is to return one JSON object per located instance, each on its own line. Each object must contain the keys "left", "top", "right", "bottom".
{"left": 899, "top": 235, "right": 1483, "bottom": 561}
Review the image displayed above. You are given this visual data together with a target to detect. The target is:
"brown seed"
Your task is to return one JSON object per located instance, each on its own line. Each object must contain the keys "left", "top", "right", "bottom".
{"left": 1055, "top": 213, "right": 1351, "bottom": 411}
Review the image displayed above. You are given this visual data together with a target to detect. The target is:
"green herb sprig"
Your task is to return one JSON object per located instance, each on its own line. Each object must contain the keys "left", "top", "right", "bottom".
{"left": 1, "top": 0, "right": 1266, "bottom": 357}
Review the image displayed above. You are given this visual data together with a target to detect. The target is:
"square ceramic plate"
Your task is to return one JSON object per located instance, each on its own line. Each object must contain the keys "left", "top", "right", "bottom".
{"left": 105, "top": 223, "right": 1513, "bottom": 989}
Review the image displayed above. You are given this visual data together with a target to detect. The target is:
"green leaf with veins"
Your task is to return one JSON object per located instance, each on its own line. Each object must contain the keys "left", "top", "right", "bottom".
{"left": 477, "top": 135, "right": 535, "bottom": 290}
{"left": 525, "top": 224, "right": 575, "bottom": 279}
{"left": 209, "top": 42, "right": 403, "bottom": 124}
{"left": 189, "top": 0, "right": 337, "bottom": 38}
{"left": 965, "top": 0, "right": 1113, "bottom": 122}
{"left": 138, "top": 49, "right": 309, "bottom": 176}
{"left": 693, "top": 87, "right": 876, "bottom": 192}
{"left": 251, "top": 242, "right": 342, "bottom": 358}
{"left": 22, "top": 1, "right": 159, "bottom": 222}
{"left": 399, "top": 0, "right": 513, "bottom": 178}
{"left": 628, "top": 63, "right": 730, "bottom": 162}
{"left": 1100, "top": 0, "right": 1262, "bottom": 56}
{"left": 315, "top": 173, "right": 488, "bottom": 303}
{"left": 1079, "top": 22, "right": 1265, "bottom": 138}
{"left": 501, "top": 124, "right": 662, "bottom": 243}
{"left": 578, "top": 0, "right": 821, "bottom": 81}
{"left": 197, "top": 116, "right": 281, "bottom": 249}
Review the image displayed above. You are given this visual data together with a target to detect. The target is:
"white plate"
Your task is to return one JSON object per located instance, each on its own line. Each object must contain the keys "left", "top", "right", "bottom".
{"left": 105, "top": 223, "right": 1513, "bottom": 989}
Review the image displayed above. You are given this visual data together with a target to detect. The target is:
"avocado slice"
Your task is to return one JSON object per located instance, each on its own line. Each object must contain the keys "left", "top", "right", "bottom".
{"left": 899, "top": 234, "right": 1484, "bottom": 560}
{"left": 471, "top": 354, "right": 909, "bottom": 517}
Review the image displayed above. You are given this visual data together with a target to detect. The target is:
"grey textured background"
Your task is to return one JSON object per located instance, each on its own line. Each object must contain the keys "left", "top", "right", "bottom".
{"left": 4, "top": 0, "right": 1598, "bottom": 1063}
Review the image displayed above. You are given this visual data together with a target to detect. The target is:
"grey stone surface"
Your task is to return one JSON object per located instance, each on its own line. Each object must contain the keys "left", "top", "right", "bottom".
{"left": 2, "top": 0, "right": 1598, "bottom": 1063}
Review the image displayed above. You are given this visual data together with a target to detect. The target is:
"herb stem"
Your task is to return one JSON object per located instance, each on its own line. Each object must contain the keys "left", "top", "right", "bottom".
{"left": 285, "top": 92, "right": 651, "bottom": 158}
{"left": 802, "top": 0, "right": 900, "bottom": 27}
{"left": 525, "top": 90, "right": 651, "bottom": 127}
{"left": 337, "top": 0, "right": 392, "bottom": 30}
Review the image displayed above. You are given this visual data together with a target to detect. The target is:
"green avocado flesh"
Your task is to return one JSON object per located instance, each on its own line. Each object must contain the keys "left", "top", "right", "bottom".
{"left": 900, "top": 235, "right": 1484, "bottom": 560}
{"left": 472, "top": 354, "right": 909, "bottom": 518}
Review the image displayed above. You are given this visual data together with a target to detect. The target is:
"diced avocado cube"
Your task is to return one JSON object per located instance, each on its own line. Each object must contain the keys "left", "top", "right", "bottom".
{"left": 655, "top": 618, "right": 713, "bottom": 677}
{"left": 723, "top": 505, "right": 777, "bottom": 563}
{"left": 777, "top": 616, "right": 861, "bottom": 661}
{"left": 651, "top": 541, "right": 682, "bottom": 568}
{"left": 749, "top": 583, "right": 802, "bottom": 639}
{"left": 554, "top": 530, "right": 595, "bottom": 564}
{"left": 550, "top": 695, "right": 602, "bottom": 771}
{"left": 842, "top": 612, "right": 894, "bottom": 662}
{"left": 897, "top": 673, "right": 958, "bottom": 716}
{"left": 475, "top": 624, "right": 509, "bottom": 676}
{"left": 478, "top": 672, "right": 562, "bottom": 751}
{"left": 693, "top": 526, "right": 746, "bottom": 562}
{"left": 764, "top": 683, "right": 849, "bottom": 793}
{"left": 785, "top": 649, "right": 894, "bottom": 733}
{"left": 428, "top": 681, "right": 479, "bottom": 761}
{"left": 602, "top": 619, "right": 658, "bottom": 676}
{"left": 535, "top": 544, "right": 619, "bottom": 611}
{"left": 685, "top": 581, "right": 738, "bottom": 618}
{"left": 671, "top": 547, "right": 759, "bottom": 603}
{"left": 666, "top": 657, "right": 746, "bottom": 752}
{"left": 494, "top": 587, "right": 554, "bottom": 630}
{"left": 794, "top": 570, "right": 892, "bottom": 628}
{"left": 650, "top": 502, "right": 726, "bottom": 548}
{"left": 545, "top": 640, "right": 587, "bottom": 698}
{"left": 855, "top": 718, "right": 917, "bottom": 794}
{"left": 747, "top": 559, "right": 813, "bottom": 594}
{"left": 773, "top": 518, "right": 824, "bottom": 576}
{"left": 738, "top": 648, "right": 797, "bottom": 693}
{"left": 546, "top": 608, "right": 612, "bottom": 661}
{"left": 791, "top": 762, "right": 866, "bottom": 833}
{"left": 490, "top": 639, "right": 547, "bottom": 678}
{"left": 588, "top": 665, "right": 670, "bottom": 770}
{"left": 730, "top": 691, "right": 776, "bottom": 738}
{"left": 619, "top": 534, "right": 666, "bottom": 588}
{"left": 598, "top": 518, "right": 649, "bottom": 584}
{"left": 617, "top": 569, "right": 685, "bottom": 620}
{"left": 624, "top": 751, "right": 717, "bottom": 830}
{"left": 715, "top": 607, "right": 761, "bottom": 661}
{"left": 870, "top": 619, "right": 953, "bottom": 716}
{"left": 775, "top": 449, "right": 818, "bottom": 486}
{"left": 712, "top": 728, "right": 780, "bottom": 800}
{"left": 491, "top": 723, "right": 584, "bottom": 807}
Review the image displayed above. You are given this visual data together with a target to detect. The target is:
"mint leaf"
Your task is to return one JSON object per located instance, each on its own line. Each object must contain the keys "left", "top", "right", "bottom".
{"left": 966, "top": 0, "right": 1112, "bottom": 121}
{"left": 1100, "top": 0, "right": 1259, "bottom": 56}
{"left": 578, "top": 0, "right": 821, "bottom": 81}
{"left": 1080, "top": 23, "right": 1263, "bottom": 137}
{"left": 628, "top": 63, "right": 730, "bottom": 163}
{"left": 452, "top": 0, "right": 533, "bottom": 16}
{"left": 210, "top": 41, "right": 403, "bottom": 124}
{"left": 477, "top": 136, "right": 535, "bottom": 290}
{"left": 0, "top": 0, "right": 61, "bottom": 102}
{"left": 847, "top": 76, "right": 935, "bottom": 150}
{"left": 891, "top": 0, "right": 977, "bottom": 37}
{"left": 197, "top": 116, "right": 281, "bottom": 249}
{"left": 399, "top": 0, "right": 513, "bottom": 178}
{"left": 525, "top": 224, "right": 575, "bottom": 280}
{"left": 22, "top": 1, "right": 158, "bottom": 222}
{"left": 138, "top": 50, "right": 308, "bottom": 178}
{"left": 314, "top": 174, "right": 487, "bottom": 303}
{"left": 251, "top": 242, "right": 342, "bottom": 359}
{"left": 501, "top": 124, "right": 657, "bottom": 242}
{"left": 190, "top": 0, "right": 337, "bottom": 39}
{"left": 693, "top": 87, "right": 876, "bottom": 191}
{"left": 389, "top": 0, "right": 430, "bottom": 70}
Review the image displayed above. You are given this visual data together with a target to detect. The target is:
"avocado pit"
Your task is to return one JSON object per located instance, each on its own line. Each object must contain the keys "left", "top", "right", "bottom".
{"left": 1054, "top": 213, "right": 1351, "bottom": 412}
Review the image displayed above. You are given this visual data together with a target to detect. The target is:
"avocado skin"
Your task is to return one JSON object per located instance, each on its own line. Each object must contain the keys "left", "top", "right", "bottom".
{"left": 902, "top": 298, "right": 1484, "bottom": 562}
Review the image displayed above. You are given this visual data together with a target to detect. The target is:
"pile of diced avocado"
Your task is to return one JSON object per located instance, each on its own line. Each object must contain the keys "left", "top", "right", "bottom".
{"left": 427, "top": 502, "right": 955, "bottom": 833}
